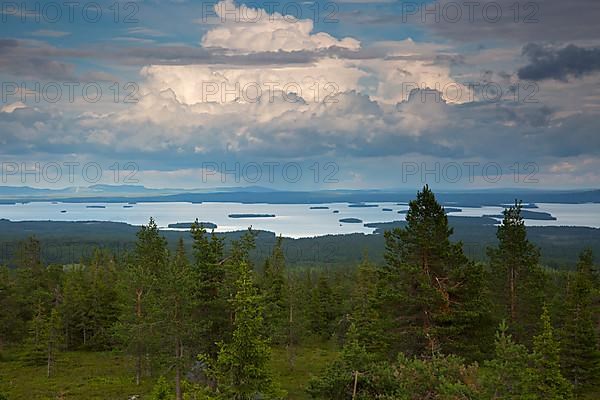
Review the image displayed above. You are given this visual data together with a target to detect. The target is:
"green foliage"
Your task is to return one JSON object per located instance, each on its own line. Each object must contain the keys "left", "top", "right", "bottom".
{"left": 151, "top": 377, "right": 174, "bottom": 400}
{"left": 381, "top": 185, "right": 490, "bottom": 358}
{"left": 308, "top": 325, "right": 480, "bottom": 400}
{"left": 159, "top": 238, "right": 199, "bottom": 400}
{"left": 349, "top": 257, "right": 385, "bottom": 354}
{"left": 210, "top": 258, "right": 283, "bottom": 399}
{"left": 482, "top": 321, "right": 536, "bottom": 399}
{"left": 60, "top": 250, "right": 119, "bottom": 350}
{"left": 531, "top": 307, "right": 573, "bottom": 399}
{"left": 191, "top": 220, "right": 229, "bottom": 359}
{"left": 488, "top": 201, "right": 546, "bottom": 343}
{"left": 261, "top": 236, "right": 290, "bottom": 344}
{"left": 307, "top": 323, "right": 381, "bottom": 399}
{"left": 391, "top": 353, "right": 480, "bottom": 400}
{"left": 114, "top": 217, "right": 169, "bottom": 384}
{"left": 0, "top": 187, "right": 598, "bottom": 399}
{"left": 308, "top": 273, "right": 336, "bottom": 338}
{"left": 561, "top": 249, "right": 600, "bottom": 394}
{"left": 0, "top": 265, "right": 22, "bottom": 346}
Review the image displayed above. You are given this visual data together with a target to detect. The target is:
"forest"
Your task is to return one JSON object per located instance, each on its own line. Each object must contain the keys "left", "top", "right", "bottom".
{"left": 0, "top": 186, "right": 599, "bottom": 399}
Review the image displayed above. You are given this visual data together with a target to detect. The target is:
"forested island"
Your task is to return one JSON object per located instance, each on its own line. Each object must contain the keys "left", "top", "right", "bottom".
{"left": 168, "top": 222, "right": 217, "bottom": 229}
{"left": 0, "top": 187, "right": 599, "bottom": 399}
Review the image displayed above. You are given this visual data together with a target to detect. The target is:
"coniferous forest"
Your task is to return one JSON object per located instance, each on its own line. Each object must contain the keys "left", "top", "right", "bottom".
{"left": 1, "top": 186, "right": 599, "bottom": 399}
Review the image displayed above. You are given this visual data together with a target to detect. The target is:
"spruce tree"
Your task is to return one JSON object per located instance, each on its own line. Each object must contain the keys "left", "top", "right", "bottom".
{"left": 0, "top": 265, "right": 22, "bottom": 349}
{"left": 306, "top": 323, "right": 374, "bottom": 400}
{"left": 212, "top": 259, "right": 282, "bottom": 399}
{"left": 350, "top": 256, "right": 384, "bottom": 354}
{"left": 482, "top": 321, "right": 534, "bottom": 399}
{"left": 561, "top": 249, "right": 600, "bottom": 394}
{"left": 309, "top": 272, "right": 335, "bottom": 337}
{"left": 261, "top": 236, "right": 289, "bottom": 344}
{"left": 531, "top": 307, "right": 573, "bottom": 399}
{"left": 191, "top": 220, "right": 228, "bottom": 358}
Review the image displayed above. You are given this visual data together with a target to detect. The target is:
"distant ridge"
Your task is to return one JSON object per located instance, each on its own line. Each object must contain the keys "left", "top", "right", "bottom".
{"left": 0, "top": 186, "right": 598, "bottom": 205}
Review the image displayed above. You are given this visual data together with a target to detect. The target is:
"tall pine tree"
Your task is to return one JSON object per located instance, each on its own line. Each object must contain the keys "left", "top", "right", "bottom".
{"left": 381, "top": 185, "right": 489, "bottom": 358}
{"left": 488, "top": 201, "right": 546, "bottom": 343}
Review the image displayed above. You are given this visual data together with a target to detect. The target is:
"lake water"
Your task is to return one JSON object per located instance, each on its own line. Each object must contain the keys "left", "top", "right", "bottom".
{"left": 0, "top": 201, "right": 599, "bottom": 238}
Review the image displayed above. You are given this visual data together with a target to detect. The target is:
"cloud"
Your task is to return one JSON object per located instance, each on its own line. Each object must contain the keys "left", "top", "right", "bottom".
{"left": 200, "top": 0, "right": 360, "bottom": 53}
{"left": 0, "top": 101, "right": 27, "bottom": 113}
{"left": 30, "top": 30, "right": 71, "bottom": 38}
{"left": 518, "top": 44, "right": 600, "bottom": 81}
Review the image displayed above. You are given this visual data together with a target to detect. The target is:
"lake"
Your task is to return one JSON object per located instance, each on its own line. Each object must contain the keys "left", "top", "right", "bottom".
{"left": 0, "top": 201, "right": 599, "bottom": 238}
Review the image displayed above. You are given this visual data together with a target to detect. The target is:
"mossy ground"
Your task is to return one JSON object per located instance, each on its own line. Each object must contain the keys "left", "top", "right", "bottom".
{"left": 0, "top": 343, "right": 338, "bottom": 400}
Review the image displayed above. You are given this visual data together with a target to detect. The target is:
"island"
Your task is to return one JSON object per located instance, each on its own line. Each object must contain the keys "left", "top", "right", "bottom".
{"left": 168, "top": 222, "right": 217, "bottom": 229}
{"left": 60, "top": 210, "right": 67, "bottom": 213}
{"left": 444, "top": 207, "right": 462, "bottom": 214}
{"left": 484, "top": 210, "right": 557, "bottom": 221}
{"left": 339, "top": 218, "right": 363, "bottom": 223}
{"left": 310, "top": 206, "right": 329, "bottom": 210}
{"left": 348, "top": 204, "right": 378, "bottom": 208}
{"left": 86, "top": 205, "right": 106, "bottom": 209}
{"left": 123, "top": 205, "right": 134, "bottom": 208}
{"left": 382, "top": 208, "right": 393, "bottom": 211}
{"left": 333, "top": 210, "right": 340, "bottom": 214}
{"left": 228, "top": 214, "right": 276, "bottom": 218}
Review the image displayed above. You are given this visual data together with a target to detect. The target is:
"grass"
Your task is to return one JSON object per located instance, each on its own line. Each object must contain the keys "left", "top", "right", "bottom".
{"left": 270, "top": 340, "right": 339, "bottom": 400}
{"left": 0, "top": 351, "right": 154, "bottom": 399}
{"left": 0, "top": 342, "right": 339, "bottom": 400}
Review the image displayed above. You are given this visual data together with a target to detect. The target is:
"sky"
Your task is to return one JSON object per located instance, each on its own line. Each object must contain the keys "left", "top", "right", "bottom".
{"left": 1, "top": 0, "right": 599, "bottom": 190}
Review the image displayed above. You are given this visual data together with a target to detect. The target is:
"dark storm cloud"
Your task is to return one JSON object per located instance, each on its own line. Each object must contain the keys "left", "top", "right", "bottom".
{"left": 363, "top": 0, "right": 600, "bottom": 44}
{"left": 518, "top": 44, "right": 600, "bottom": 81}
{"left": 112, "top": 45, "right": 388, "bottom": 67}
{"left": 0, "top": 39, "right": 91, "bottom": 80}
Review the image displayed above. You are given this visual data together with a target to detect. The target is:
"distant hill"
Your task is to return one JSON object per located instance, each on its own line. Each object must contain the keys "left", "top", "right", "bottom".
{"left": 0, "top": 186, "right": 598, "bottom": 205}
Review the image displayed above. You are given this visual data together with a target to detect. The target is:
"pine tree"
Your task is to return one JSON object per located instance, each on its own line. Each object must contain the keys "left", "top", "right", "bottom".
{"left": 531, "top": 307, "right": 573, "bottom": 399}
{"left": 381, "top": 185, "right": 489, "bottom": 358}
{"left": 488, "top": 201, "right": 546, "bottom": 343}
{"left": 116, "top": 218, "right": 168, "bottom": 385}
{"left": 561, "top": 249, "right": 600, "bottom": 394}
{"left": 160, "top": 238, "right": 197, "bottom": 400}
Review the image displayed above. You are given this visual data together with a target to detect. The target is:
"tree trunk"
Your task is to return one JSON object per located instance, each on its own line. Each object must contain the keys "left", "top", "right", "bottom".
{"left": 136, "top": 342, "right": 142, "bottom": 385}
{"left": 509, "top": 266, "right": 516, "bottom": 323}
{"left": 175, "top": 338, "right": 182, "bottom": 400}
{"left": 47, "top": 344, "right": 52, "bottom": 378}
{"left": 135, "top": 288, "right": 143, "bottom": 385}
{"left": 352, "top": 370, "right": 359, "bottom": 400}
